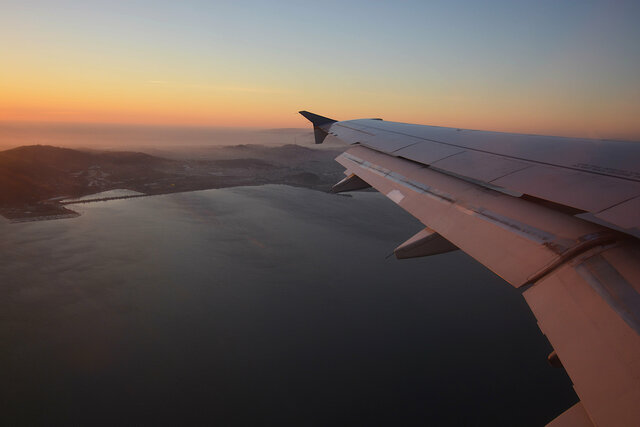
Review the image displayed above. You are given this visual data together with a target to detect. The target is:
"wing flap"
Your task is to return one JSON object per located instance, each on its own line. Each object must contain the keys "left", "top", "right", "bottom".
{"left": 524, "top": 243, "right": 640, "bottom": 427}
{"left": 337, "top": 146, "right": 609, "bottom": 288}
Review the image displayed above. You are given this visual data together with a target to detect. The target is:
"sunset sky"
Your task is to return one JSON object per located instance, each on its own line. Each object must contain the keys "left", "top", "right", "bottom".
{"left": 2, "top": 0, "right": 640, "bottom": 139}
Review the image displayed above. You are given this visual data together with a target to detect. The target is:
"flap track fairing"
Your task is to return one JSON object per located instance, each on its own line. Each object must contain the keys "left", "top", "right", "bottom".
{"left": 394, "top": 227, "right": 459, "bottom": 259}
{"left": 330, "top": 174, "right": 372, "bottom": 193}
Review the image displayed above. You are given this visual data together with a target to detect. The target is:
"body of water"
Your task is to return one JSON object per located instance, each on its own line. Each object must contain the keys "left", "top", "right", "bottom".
{"left": 0, "top": 185, "right": 576, "bottom": 425}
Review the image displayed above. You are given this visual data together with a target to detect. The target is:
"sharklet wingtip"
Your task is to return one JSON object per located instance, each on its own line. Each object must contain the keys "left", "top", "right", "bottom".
{"left": 299, "top": 111, "right": 337, "bottom": 144}
{"left": 298, "top": 111, "right": 337, "bottom": 126}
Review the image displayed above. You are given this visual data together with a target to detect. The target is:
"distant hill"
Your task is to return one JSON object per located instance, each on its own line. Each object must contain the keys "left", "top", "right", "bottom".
{"left": 0, "top": 143, "right": 346, "bottom": 221}
{"left": 0, "top": 145, "right": 172, "bottom": 205}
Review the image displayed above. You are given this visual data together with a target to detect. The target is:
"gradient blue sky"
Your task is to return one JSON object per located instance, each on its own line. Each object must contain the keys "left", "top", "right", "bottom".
{"left": 2, "top": 0, "right": 639, "bottom": 138}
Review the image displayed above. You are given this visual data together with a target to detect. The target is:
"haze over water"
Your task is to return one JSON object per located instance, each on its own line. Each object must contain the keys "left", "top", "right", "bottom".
{"left": 0, "top": 185, "right": 576, "bottom": 425}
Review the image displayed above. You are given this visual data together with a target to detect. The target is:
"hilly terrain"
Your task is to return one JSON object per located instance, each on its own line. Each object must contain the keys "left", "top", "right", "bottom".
{"left": 0, "top": 144, "right": 344, "bottom": 221}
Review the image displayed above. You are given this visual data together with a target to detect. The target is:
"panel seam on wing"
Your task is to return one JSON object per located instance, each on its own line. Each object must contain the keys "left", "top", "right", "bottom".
{"left": 347, "top": 125, "right": 640, "bottom": 182}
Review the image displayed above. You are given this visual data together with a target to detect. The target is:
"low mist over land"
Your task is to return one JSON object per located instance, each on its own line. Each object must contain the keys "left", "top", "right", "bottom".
{"left": 0, "top": 122, "right": 346, "bottom": 152}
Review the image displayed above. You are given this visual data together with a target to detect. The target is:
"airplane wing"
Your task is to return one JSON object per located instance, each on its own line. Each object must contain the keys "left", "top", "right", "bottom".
{"left": 300, "top": 111, "right": 640, "bottom": 427}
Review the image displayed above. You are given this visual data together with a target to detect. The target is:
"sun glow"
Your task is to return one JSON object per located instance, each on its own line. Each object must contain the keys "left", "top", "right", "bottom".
{"left": 2, "top": 1, "right": 639, "bottom": 140}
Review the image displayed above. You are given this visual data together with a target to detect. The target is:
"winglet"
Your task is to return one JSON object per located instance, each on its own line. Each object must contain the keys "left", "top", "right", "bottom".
{"left": 299, "top": 111, "right": 336, "bottom": 127}
{"left": 299, "top": 111, "right": 337, "bottom": 144}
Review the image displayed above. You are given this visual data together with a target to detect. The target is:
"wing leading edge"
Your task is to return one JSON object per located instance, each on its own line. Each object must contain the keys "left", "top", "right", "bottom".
{"left": 300, "top": 111, "right": 640, "bottom": 426}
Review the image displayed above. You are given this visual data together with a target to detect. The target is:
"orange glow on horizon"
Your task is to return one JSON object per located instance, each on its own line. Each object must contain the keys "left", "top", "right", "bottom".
{"left": 2, "top": 1, "right": 639, "bottom": 142}
{"left": 2, "top": 53, "right": 639, "bottom": 140}
{"left": 2, "top": 101, "right": 639, "bottom": 141}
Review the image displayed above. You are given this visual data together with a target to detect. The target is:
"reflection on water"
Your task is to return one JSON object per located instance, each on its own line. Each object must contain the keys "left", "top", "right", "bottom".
{"left": 0, "top": 185, "right": 576, "bottom": 425}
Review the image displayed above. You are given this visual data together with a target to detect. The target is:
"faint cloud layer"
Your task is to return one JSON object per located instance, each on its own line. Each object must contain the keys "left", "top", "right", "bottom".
{"left": 147, "top": 80, "right": 288, "bottom": 94}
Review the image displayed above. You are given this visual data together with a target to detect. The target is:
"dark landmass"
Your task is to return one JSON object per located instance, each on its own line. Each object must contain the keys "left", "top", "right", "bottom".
{"left": 0, "top": 144, "right": 345, "bottom": 221}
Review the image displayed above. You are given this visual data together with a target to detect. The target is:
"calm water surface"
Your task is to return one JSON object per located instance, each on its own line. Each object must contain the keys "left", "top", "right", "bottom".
{"left": 0, "top": 185, "right": 576, "bottom": 425}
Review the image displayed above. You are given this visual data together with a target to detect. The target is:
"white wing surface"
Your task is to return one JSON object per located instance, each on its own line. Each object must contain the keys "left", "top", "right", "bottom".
{"left": 301, "top": 111, "right": 640, "bottom": 427}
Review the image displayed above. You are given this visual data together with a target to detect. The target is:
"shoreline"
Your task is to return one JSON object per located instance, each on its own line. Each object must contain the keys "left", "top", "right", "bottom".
{"left": 3, "top": 183, "right": 342, "bottom": 223}
{"left": 9, "top": 212, "right": 80, "bottom": 223}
